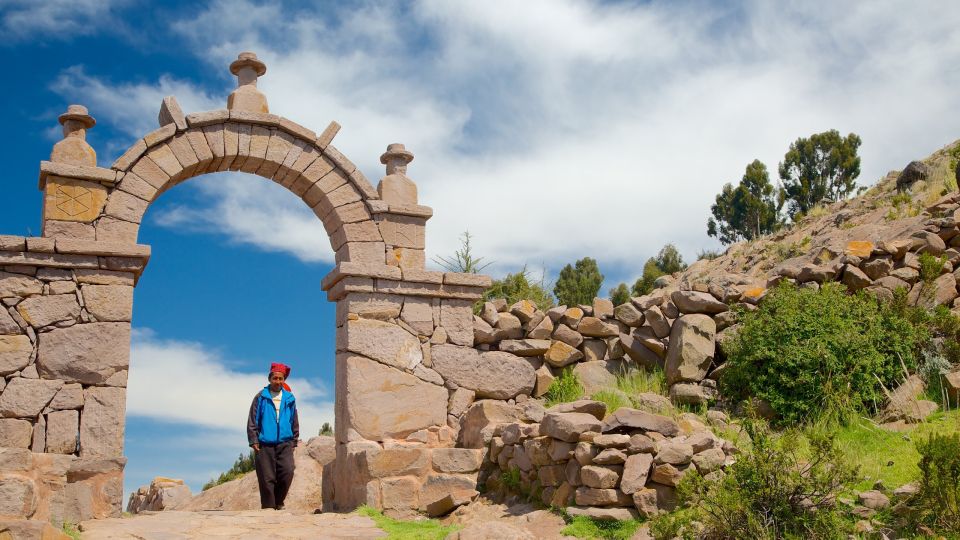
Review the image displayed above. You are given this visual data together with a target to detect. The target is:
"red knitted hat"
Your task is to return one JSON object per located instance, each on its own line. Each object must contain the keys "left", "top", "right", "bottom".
{"left": 270, "top": 362, "right": 291, "bottom": 377}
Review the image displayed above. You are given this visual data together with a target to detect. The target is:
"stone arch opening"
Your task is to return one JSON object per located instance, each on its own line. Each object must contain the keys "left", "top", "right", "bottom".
{"left": 0, "top": 51, "right": 494, "bottom": 524}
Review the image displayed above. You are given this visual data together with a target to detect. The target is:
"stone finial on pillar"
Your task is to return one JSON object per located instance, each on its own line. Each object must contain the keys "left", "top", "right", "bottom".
{"left": 377, "top": 143, "right": 417, "bottom": 205}
{"left": 50, "top": 105, "right": 97, "bottom": 166}
{"left": 227, "top": 51, "right": 269, "bottom": 113}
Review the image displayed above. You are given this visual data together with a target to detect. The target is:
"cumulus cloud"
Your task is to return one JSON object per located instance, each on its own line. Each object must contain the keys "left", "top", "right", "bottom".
{"left": 127, "top": 328, "right": 333, "bottom": 439}
{"left": 0, "top": 0, "right": 131, "bottom": 41}
{"left": 152, "top": 172, "right": 334, "bottom": 263}
{"left": 49, "top": 0, "right": 960, "bottom": 284}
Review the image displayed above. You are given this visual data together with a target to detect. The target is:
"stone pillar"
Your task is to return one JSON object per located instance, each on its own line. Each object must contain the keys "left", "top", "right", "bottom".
{"left": 320, "top": 263, "right": 491, "bottom": 517}
{"left": 227, "top": 52, "right": 269, "bottom": 113}
{"left": 41, "top": 106, "right": 118, "bottom": 240}
{"left": 373, "top": 144, "right": 429, "bottom": 272}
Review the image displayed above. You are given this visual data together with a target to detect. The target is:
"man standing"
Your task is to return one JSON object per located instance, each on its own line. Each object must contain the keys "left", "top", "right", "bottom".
{"left": 247, "top": 362, "right": 299, "bottom": 510}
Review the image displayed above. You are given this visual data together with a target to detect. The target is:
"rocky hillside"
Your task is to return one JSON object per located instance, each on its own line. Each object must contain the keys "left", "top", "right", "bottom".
{"left": 679, "top": 140, "right": 960, "bottom": 302}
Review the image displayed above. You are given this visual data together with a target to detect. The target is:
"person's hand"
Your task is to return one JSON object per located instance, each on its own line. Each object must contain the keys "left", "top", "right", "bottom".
{"left": 252, "top": 443, "right": 260, "bottom": 453}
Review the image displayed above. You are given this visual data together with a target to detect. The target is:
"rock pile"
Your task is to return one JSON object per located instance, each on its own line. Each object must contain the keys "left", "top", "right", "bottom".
{"left": 485, "top": 399, "right": 737, "bottom": 519}
{"left": 126, "top": 477, "right": 191, "bottom": 513}
{"left": 473, "top": 292, "right": 727, "bottom": 406}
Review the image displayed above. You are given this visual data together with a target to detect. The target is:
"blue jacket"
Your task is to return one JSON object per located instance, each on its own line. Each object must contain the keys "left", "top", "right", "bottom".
{"left": 246, "top": 387, "right": 299, "bottom": 446}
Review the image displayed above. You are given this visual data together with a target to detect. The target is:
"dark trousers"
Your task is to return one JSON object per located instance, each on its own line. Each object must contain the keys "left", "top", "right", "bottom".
{"left": 254, "top": 440, "right": 295, "bottom": 509}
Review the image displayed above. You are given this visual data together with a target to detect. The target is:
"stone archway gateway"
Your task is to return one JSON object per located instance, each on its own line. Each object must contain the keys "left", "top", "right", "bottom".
{"left": 0, "top": 52, "right": 492, "bottom": 523}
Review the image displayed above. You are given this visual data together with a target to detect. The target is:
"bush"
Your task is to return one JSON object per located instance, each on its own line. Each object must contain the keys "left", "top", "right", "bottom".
{"left": 545, "top": 368, "right": 584, "bottom": 407}
{"left": 481, "top": 266, "right": 554, "bottom": 311}
{"left": 554, "top": 257, "right": 604, "bottom": 307}
{"left": 674, "top": 417, "right": 858, "bottom": 539}
{"left": 918, "top": 252, "right": 948, "bottom": 283}
{"left": 203, "top": 450, "right": 255, "bottom": 490}
{"left": 721, "top": 282, "right": 923, "bottom": 425}
{"left": 899, "top": 433, "right": 960, "bottom": 533}
{"left": 609, "top": 282, "right": 631, "bottom": 306}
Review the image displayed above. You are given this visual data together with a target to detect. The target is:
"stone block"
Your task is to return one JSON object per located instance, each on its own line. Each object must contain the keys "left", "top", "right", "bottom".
{"left": 339, "top": 318, "right": 422, "bottom": 370}
{"left": 432, "top": 448, "right": 485, "bottom": 473}
{"left": 42, "top": 220, "right": 96, "bottom": 240}
{"left": 45, "top": 409, "right": 79, "bottom": 454}
{"left": 158, "top": 96, "right": 187, "bottom": 130}
{"left": 458, "top": 400, "right": 522, "bottom": 448}
{"left": 0, "top": 418, "right": 33, "bottom": 448}
{"left": 43, "top": 177, "right": 108, "bottom": 223}
{"left": 0, "top": 335, "right": 32, "bottom": 376}
{"left": 0, "top": 272, "right": 42, "bottom": 297}
{"left": 418, "top": 473, "right": 478, "bottom": 515}
{"left": 0, "top": 476, "right": 36, "bottom": 517}
{"left": 541, "top": 412, "right": 603, "bottom": 443}
{"left": 431, "top": 345, "right": 535, "bottom": 399}
{"left": 79, "top": 386, "right": 126, "bottom": 457}
{"left": 48, "top": 383, "right": 83, "bottom": 410}
{"left": 440, "top": 300, "right": 474, "bottom": 346}
{"left": 377, "top": 215, "right": 425, "bottom": 249}
{"left": 95, "top": 217, "right": 139, "bottom": 243}
{"left": 129, "top": 155, "right": 170, "bottom": 190}
{"left": 400, "top": 298, "right": 434, "bottom": 336}
{"left": 664, "top": 314, "right": 716, "bottom": 385}
{"left": 0, "top": 378, "right": 63, "bottom": 418}
{"left": 104, "top": 190, "right": 148, "bottom": 224}
{"left": 146, "top": 144, "right": 184, "bottom": 178}
{"left": 363, "top": 447, "right": 429, "bottom": 478}
{"left": 80, "top": 285, "right": 133, "bottom": 322}
{"left": 16, "top": 294, "right": 79, "bottom": 328}
{"left": 37, "top": 323, "right": 130, "bottom": 385}
{"left": 340, "top": 354, "right": 447, "bottom": 441}
{"left": 74, "top": 270, "right": 134, "bottom": 286}
{"left": 380, "top": 475, "right": 420, "bottom": 511}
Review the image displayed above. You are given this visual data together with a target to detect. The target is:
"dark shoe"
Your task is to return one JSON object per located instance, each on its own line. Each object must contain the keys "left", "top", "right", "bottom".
{"left": 275, "top": 505, "right": 285, "bottom": 510}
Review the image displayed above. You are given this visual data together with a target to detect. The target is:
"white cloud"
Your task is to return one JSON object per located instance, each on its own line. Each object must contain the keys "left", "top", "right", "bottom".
{"left": 151, "top": 172, "right": 334, "bottom": 263}
{"left": 127, "top": 328, "right": 333, "bottom": 440}
{"left": 48, "top": 0, "right": 960, "bottom": 285}
{"left": 0, "top": 0, "right": 130, "bottom": 40}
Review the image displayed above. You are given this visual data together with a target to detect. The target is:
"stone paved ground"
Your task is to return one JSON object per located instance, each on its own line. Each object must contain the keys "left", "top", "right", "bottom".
{"left": 78, "top": 510, "right": 385, "bottom": 539}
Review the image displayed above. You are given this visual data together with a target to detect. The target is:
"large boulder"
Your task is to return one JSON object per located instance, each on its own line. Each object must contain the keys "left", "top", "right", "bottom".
{"left": 664, "top": 315, "right": 716, "bottom": 385}
{"left": 432, "top": 345, "right": 535, "bottom": 399}
{"left": 670, "top": 291, "right": 728, "bottom": 315}
{"left": 896, "top": 160, "right": 929, "bottom": 190}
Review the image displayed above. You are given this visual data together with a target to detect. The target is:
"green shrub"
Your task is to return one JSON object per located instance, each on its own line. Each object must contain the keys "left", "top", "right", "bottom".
{"left": 675, "top": 417, "right": 858, "bottom": 539}
{"left": 545, "top": 368, "right": 584, "bottom": 407}
{"left": 203, "top": 450, "right": 255, "bottom": 491}
{"left": 918, "top": 252, "right": 948, "bottom": 283}
{"left": 900, "top": 433, "right": 960, "bottom": 533}
{"left": 501, "top": 467, "right": 521, "bottom": 492}
{"left": 609, "top": 282, "right": 631, "bottom": 307}
{"left": 721, "top": 282, "right": 922, "bottom": 425}
{"left": 481, "top": 266, "right": 555, "bottom": 312}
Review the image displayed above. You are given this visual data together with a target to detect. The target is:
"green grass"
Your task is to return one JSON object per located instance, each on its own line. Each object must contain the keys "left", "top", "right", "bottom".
{"left": 591, "top": 389, "right": 630, "bottom": 415}
{"left": 545, "top": 367, "right": 585, "bottom": 406}
{"left": 615, "top": 367, "right": 667, "bottom": 397}
{"left": 561, "top": 515, "right": 643, "bottom": 540}
{"left": 60, "top": 522, "right": 81, "bottom": 540}
{"left": 829, "top": 409, "right": 960, "bottom": 492}
{"left": 357, "top": 505, "right": 460, "bottom": 540}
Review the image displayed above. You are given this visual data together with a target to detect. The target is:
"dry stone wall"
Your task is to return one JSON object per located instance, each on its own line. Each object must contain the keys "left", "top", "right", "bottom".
{"left": 0, "top": 237, "right": 146, "bottom": 524}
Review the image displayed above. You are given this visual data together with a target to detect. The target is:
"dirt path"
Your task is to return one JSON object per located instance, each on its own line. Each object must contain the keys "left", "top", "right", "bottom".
{"left": 78, "top": 509, "right": 385, "bottom": 539}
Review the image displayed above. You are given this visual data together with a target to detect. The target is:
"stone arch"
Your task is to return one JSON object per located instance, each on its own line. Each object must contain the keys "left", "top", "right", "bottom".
{"left": 4, "top": 52, "right": 493, "bottom": 524}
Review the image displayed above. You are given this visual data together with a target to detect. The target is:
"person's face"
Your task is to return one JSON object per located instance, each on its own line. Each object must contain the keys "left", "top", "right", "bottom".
{"left": 268, "top": 372, "right": 285, "bottom": 391}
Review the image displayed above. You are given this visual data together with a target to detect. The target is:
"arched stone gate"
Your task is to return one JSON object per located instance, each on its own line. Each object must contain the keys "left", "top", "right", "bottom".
{"left": 0, "top": 52, "right": 491, "bottom": 523}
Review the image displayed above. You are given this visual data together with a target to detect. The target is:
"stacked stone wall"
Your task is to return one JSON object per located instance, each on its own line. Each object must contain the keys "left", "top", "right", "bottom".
{"left": 0, "top": 236, "right": 147, "bottom": 524}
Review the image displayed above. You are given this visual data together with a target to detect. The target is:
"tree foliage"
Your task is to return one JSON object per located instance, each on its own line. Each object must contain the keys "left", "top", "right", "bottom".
{"left": 609, "top": 282, "right": 631, "bottom": 306}
{"left": 432, "top": 230, "right": 491, "bottom": 273}
{"left": 483, "top": 266, "right": 554, "bottom": 310}
{"left": 707, "top": 159, "right": 780, "bottom": 244}
{"left": 631, "top": 245, "right": 687, "bottom": 297}
{"left": 553, "top": 257, "right": 604, "bottom": 306}
{"left": 778, "top": 130, "right": 862, "bottom": 219}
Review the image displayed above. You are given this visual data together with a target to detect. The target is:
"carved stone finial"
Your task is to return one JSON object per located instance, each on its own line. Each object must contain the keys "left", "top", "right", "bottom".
{"left": 227, "top": 52, "right": 269, "bottom": 113}
{"left": 50, "top": 104, "right": 96, "bottom": 166}
{"left": 380, "top": 143, "right": 414, "bottom": 176}
{"left": 377, "top": 143, "right": 417, "bottom": 205}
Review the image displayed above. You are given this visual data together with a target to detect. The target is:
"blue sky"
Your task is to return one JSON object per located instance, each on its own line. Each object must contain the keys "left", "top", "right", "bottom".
{"left": 2, "top": 0, "right": 960, "bottom": 497}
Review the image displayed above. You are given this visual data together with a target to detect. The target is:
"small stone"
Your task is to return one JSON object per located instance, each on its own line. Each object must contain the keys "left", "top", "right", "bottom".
{"left": 691, "top": 448, "right": 725, "bottom": 474}
{"left": 0, "top": 377, "right": 63, "bottom": 417}
{"left": 593, "top": 434, "right": 630, "bottom": 448}
{"left": 592, "top": 448, "right": 627, "bottom": 465}
{"left": 541, "top": 412, "right": 603, "bottom": 443}
{"left": 857, "top": 490, "right": 890, "bottom": 510}
{"left": 543, "top": 340, "right": 583, "bottom": 367}
{"left": 670, "top": 290, "right": 728, "bottom": 315}
{"left": 602, "top": 408, "right": 680, "bottom": 437}
{"left": 0, "top": 418, "right": 33, "bottom": 448}
{"left": 620, "top": 453, "right": 653, "bottom": 494}
{"left": 15, "top": 294, "right": 80, "bottom": 328}
{"left": 655, "top": 441, "right": 693, "bottom": 466}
